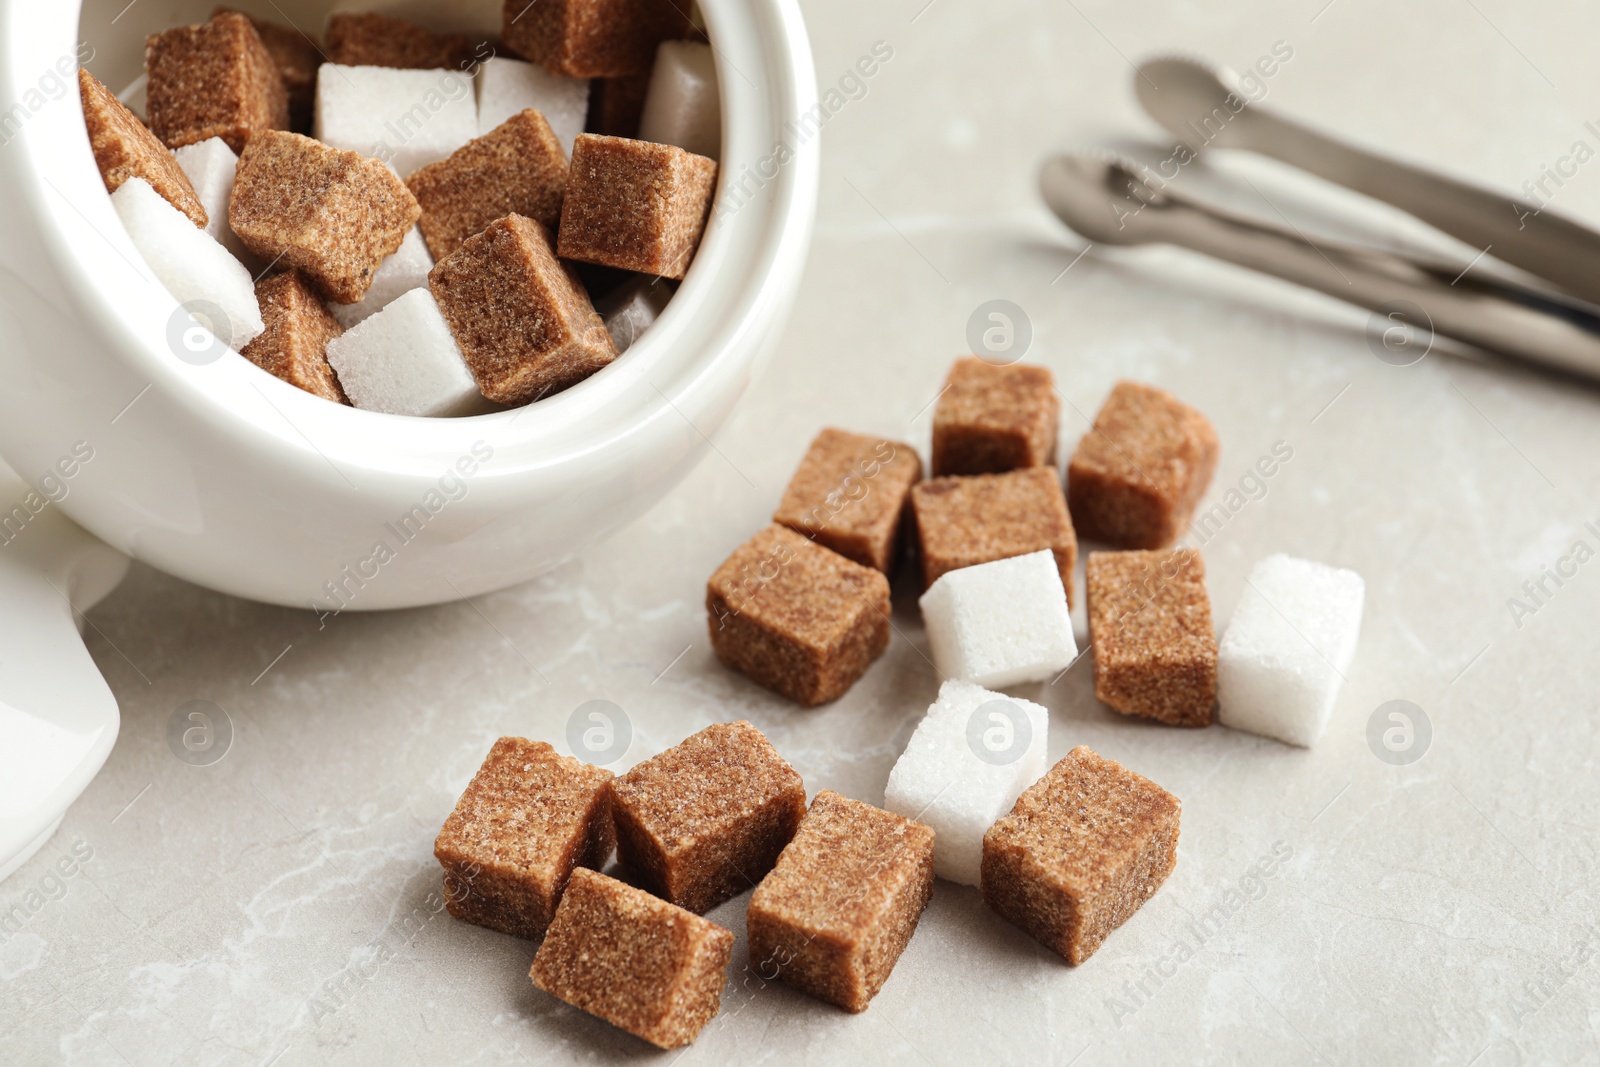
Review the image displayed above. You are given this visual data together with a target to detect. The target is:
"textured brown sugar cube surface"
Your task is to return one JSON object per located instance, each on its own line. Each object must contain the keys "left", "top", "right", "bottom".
{"left": 230, "top": 130, "right": 420, "bottom": 303}
{"left": 585, "top": 74, "right": 651, "bottom": 138}
{"left": 706, "top": 525, "right": 891, "bottom": 706}
{"left": 146, "top": 12, "right": 289, "bottom": 153}
{"left": 1068, "top": 380, "right": 1220, "bottom": 549}
{"left": 325, "top": 12, "right": 481, "bottom": 70}
{"left": 79, "top": 69, "right": 208, "bottom": 228}
{"left": 241, "top": 271, "right": 348, "bottom": 404}
{"left": 214, "top": 8, "right": 321, "bottom": 131}
{"left": 429, "top": 214, "right": 617, "bottom": 404}
{"left": 747, "top": 790, "right": 934, "bottom": 1013}
{"left": 911, "top": 467, "right": 1079, "bottom": 606}
{"left": 407, "top": 110, "right": 569, "bottom": 261}
{"left": 932, "top": 357, "right": 1060, "bottom": 476}
{"left": 608, "top": 720, "right": 806, "bottom": 914}
{"left": 1086, "top": 549, "right": 1217, "bottom": 727}
{"left": 530, "top": 868, "right": 733, "bottom": 1049}
{"left": 503, "top": 0, "right": 694, "bottom": 77}
{"left": 982, "top": 746, "right": 1180, "bottom": 965}
{"left": 558, "top": 134, "right": 717, "bottom": 280}
{"left": 433, "top": 737, "right": 614, "bottom": 940}
{"left": 773, "top": 429, "right": 922, "bottom": 573}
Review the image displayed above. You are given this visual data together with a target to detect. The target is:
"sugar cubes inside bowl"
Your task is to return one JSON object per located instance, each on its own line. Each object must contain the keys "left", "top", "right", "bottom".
{"left": 80, "top": 7, "right": 724, "bottom": 416}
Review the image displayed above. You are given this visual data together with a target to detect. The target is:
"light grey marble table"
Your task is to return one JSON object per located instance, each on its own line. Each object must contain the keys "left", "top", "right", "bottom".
{"left": 6, "top": 0, "right": 1600, "bottom": 1063}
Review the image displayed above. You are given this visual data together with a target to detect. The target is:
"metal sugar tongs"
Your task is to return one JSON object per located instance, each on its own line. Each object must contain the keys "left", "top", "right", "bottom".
{"left": 1041, "top": 56, "right": 1600, "bottom": 381}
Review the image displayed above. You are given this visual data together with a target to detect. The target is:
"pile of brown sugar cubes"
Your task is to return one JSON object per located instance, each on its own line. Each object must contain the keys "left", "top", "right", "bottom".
{"left": 433, "top": 726, "right": 920, "bottom": 1047}
{"left": 434, "top": 720, "right": 1177, "bottom": 1047}
{"left": 79, "top": 4, "right": 723, "bottom": 415}
{"left": 428, "top": 359, "right": 1366, "bottom": 1046}
{"left": 707, "top": 355, "right": 1367, "bottom": 746}
{"left": 706, "top": 357, "right": 1225, "bottom": 726}
{"left": 421, "top": 361, "right": 1234, "bottom": 1047}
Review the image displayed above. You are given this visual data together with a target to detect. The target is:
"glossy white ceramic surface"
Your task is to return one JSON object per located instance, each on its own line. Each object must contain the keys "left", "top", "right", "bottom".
{"left": 0, "top": 458, "right": 127, "bottom": 884}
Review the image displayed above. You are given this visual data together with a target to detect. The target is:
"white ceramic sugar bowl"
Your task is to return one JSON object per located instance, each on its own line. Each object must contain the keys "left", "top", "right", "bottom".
{"left": 0, "top": 0, "right": 818, "bottom": 609}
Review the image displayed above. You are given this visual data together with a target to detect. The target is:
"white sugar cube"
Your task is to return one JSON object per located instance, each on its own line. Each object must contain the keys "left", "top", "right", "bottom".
{"left": 1217, "top": 553, "right": 1365, "bottom": 747}
{"left": 314, "top": 63, "right": 477, "bottom": 177}
{"left": 476, "top": 57, "right": 589, "bottom": 157}
{"left": 919, "top": 550, "right": 1076, "bottom": 688}
{"left": 111, "top": 177, "right": 264, "bottom": 351}
{"left": 173, "top": 137, "right": 259, "bottom": 271}
{"left": 330, "top": 226, "right": 434, "bottom": 329}
{"left": 324, "top": 288, "right": 485, "bottom": 417}
{"left": 596, "top": 277, "right": 673, "bottom": 354}
{"left": 327, "top": 0, "right": 500, "bottom": 37}
{"left": 883, "top": 679, "right": 1048, "bottom": 885}
{"left": 638, "top": 41, "right": 721, "bottom": 161}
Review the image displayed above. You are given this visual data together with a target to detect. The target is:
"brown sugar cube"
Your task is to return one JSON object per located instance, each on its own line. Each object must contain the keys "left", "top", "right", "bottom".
{"left": 910, "top": 467, "right": 1078, "bottom": 607}
{"left": 773, "top": 429, "right": 922, "bottom": 573}
{"left": 429, "top": 214, "right": 618, "bottom": 404}
{"left": 406, "top": 110, "right": 568, "bottom": 261}
{"left": 1067, "top": 380, "right": 1220, "bottom": 549}
{"left": 433, "top": 737, "right": 615, "bottom": 940}
{"left": 706, "top": 525, "right": 891, "bottom": 706}
{"left": 585, "top": 74, "right": 651, "bottom": 138}
{"left": 982, "top": 746, "right": 1180, "bottom": 965}
{"left": 608, "top": 720, "right": 806, "bottom": 914}
{"left": 1086, "top": 549, "right": 1217, "bottom": 727}
{"left": 503, "top": 0, "right": 693, "bottom": 78}
{"left": 230, "top": 131, "right": 421, "bottom": 304}
{"left": 325, "top": 12, "right": 481, "bottom": 71}
{"left": 240, "top": 271, "right": 348, "bottom": 404}
{"left": 214, "top": 8, "right": 321, "bottom": 132}
{"left": 558, "top": 134, "right": 717, "bottom": 280}
{"left": 530, "top": 868, "right": 733, "bottom": 1049}
{"left": 747, "top": 790, "right": 934, "bottom": 1013}
{"left": 146, "top": 11, "right": 290, "bottom": 153}
{"left": 932, "top": 357, "right": 1060, "bottom": 476}
{"left": 78, "top": 69, "right": 208, "bottom": 228}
